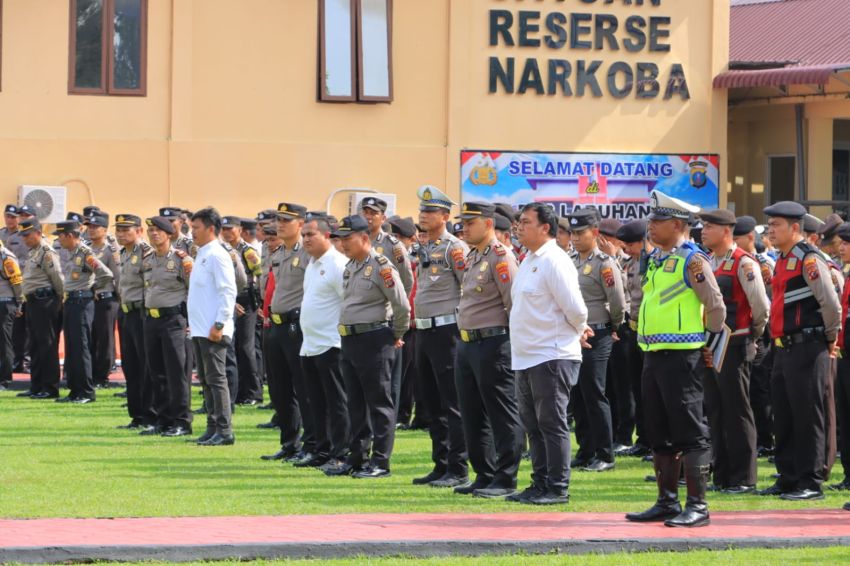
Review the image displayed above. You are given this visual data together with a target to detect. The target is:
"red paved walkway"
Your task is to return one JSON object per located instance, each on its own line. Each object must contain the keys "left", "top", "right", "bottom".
{"left": 2, "top": 510, "right": 849, "bottom": 562}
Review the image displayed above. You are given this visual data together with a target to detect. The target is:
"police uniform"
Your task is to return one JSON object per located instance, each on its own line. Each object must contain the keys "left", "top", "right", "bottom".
{"left": 0, "top": 241, "right": 22, "bottom": 387}
{"left": 833, "top": 223, "right": 850, "bottom": 490}
{"left": 265, "top": 203, "right": 313, "bottom": 459}
{"left": 141, "top": 216, "right": 193, "bottom": 435}
{"left": 55, "top": 221, "right": 114, "bottom": 403}
{"left": 626, "top": 191, "right": 725, "bottom": 528}
{"left": 218, "top": 239, "right": 247, "bottom": 410}
{"left": 616, "top": 219, "right": 650, "bottom": 455}
{"left": 453, "top": 202, "right": 522, "bottom": 496}
{"left": 567, "top": 209, "right": 626, "bottom": 471}
{"left": 20, "top": 220, "right": 63, "bottom": 398}
{"left": 54, "top": 212, "right": 84, "bottom": 273}
{"left": 85, "top": 212, "right": 122, "bottom": 388}
{"left": 701, "top": 209, "right": 770, "bottom": 492}
{"left": 412, "top": 185, "right": 470, "bottom": 486}
{"left": 115, "top": 215, "right": 156, "bottom": 428}
{"left": 332, "top": 215, "right": 410, "bottom": 477}
{"left": 160, "top": 207, "right": 197, "bottom": 258}
{"left": 760, "top": 202, "right": 842, "bottom": 500}
{"left": 3, "top": 205, "right": 31, "bottom": 375}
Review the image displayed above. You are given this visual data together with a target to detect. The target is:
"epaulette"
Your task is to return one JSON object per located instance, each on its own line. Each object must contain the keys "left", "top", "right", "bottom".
{"left": 387, "top": 233, "right": 400, "bottom": 246}
{"left": 494, "top": 243, "right": 507, "bottom": 256}
{"left": 376, "top": 254, "right": 389, "bottom": 266}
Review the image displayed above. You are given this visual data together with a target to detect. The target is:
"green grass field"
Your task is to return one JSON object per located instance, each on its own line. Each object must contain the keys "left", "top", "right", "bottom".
{"left": 2, "top": 384, "right": 849, "bottom": 564}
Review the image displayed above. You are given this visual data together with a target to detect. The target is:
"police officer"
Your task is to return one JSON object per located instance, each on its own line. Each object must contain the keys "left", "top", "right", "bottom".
{"left": 262, "top": 202, "right": 313, "bottom": 464}
{"left": 833, "top": 223, "right": 850, "bottom": 491}
{"left": 18, "top": 220, "right": 63, "bottom": 399}
{"left": 626, "top": 190, "right": 725, "bottom": 528}
{"left": 217, "top": 234, "right": 248, "bottom": 412}
{"left": 114, "top": 214, "right": 156, "bottom": 429}
{"left": 733, "top": 215, "right": 776, "bottom": 457}
{"left": 412, "top": 185, "right": 470, "bottom": 488}
{"left": 452, "top": 202, "right": 522, "bottom": 498}
{"left": 2, "top": 205, "right": 30, "bottom": 375}
{"left": 85, "top": 212, "right": 121, "bottom": 389}
{"left": 54, "top": 212, "right": 84, "bottom": 273}
{"left": 0, "top": 239, "right": 23, "bottom": 389}
{"left": 759, "top": 202, "right": 841, "bottom": 501}
{"left": 615, "top": 219, "right": 651, "bottom": 457}
{"left": 54, "top": 221, "right": 114, "bottom": 404}
{"left": 221, "top": 216, "right": 264, "bottom": 405}
{"left": 160, "top": 207, "right": 197, "bottom": 257}
{"left": 568, "top": 208, "right": 626, "bottom": 473}
{"left": 140, "top": 216, "right": 194, "bottom": 437}
{"left": 388, "top": 216, "right": 419, "bottom": 429}
{"left": 699, "top": 209, "right": 770, "bottom": 494}
{"left": 326, "top": 215, "right": 409, "bottom": 478}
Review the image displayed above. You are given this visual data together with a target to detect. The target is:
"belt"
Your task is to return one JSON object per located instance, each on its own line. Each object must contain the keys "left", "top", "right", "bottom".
{"left": 96, "top": 291, "right": 115, "bottom": 301}
{"left": 121, "top": 301, "right": 143, "bottom": 313}
{"left": 628, "top": 319, "right": 638, "bottom": 332}
{"left": 338, "top": 321, "right": 389, "bottom": 337}
{"left": 65, "top": 291, "right": 94, "bottom": 301}
{"left": 414, "top": 314, "right": 457, "bottom": 330}
{"left": 589, "top": 322, "right": 613, "bottom": 331}
{"left": 145, "top": 305, "right": 183, "bottom": 319}
{"left": 0, "top": 297, "right": 16, "bottom": 304}
{"left": 459, "top": 326, "right": 508, "bottom": 343}
{"left": 270, "top": 308, "right": 300, "bottom": 325}
{"left": 26, "top": 287, "right": 56, "bottom": 301}
{"left": 773, "top": 327, "right": 826, "bottom": 349}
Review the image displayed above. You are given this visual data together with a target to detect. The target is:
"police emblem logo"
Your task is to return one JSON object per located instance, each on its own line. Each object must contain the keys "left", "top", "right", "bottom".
{"left": 495, "top": 261, "right": 510, "bottom": 283}
{"left": 583, "top": 264, "right": 592, "bottom": 275}
{"left": 71, "top": 272, "right": 80, "bottom": 280}
{"left": 760, "top": 263, "right": 772, "bottom": 284}
{"left": 365, "top": 265, "right": 373, "bottom": 277}
{"left": 293, "top": 257, "right": 300, "bottom": 268}
{"left": 479, "top": 263, "right": 488, "bottom": 272}
{"left": 431, "top": 266, "right": 438, "bottom": 274}
{"left": 787, "top": 257, "right": 798, "bottom": 271}
{"left": 366, "top": 198, "right": 374, "bottom": 205}
{"left": 376, "top": 246, "right": 384, "bottom": 255}
{"left": 689, "top": 160, "right": 708, "bottom": 189}
{"left": 167, "top": 259, "right": 175, "bottom": 270}
{"left": 423, "top": 189, "right": 433, "bottom": 201}
{"left": 75, "top": 256, "right": 82, "bottom": 266}
{"left": 723, "top": 260, "right": 735, "bottom": 272}
{"left": 663, "top": 258, "right": 677, "bottom": 272}
{"left": 131, "top": 255, "right": 138, "bottom": 264}
{"left": 475, "top": 285, "right": 483, "bottom": 292}
{"left": 116, "top": 215, "right": 125, "bottom": 223}
{"left": 380, "top": 267, "right": 394, "bottom": 288}
{"left": 744, "top": 263, "right": 755, "bottom": 281}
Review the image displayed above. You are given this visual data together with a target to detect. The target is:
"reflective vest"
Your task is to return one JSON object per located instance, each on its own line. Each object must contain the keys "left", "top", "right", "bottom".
{"left": 769, "top": 241, "right": 824, "bottom": 338}
{"left": 638, "top": 242, "right": 706, "bottom": 352}
{"left": 714, "top": 247, "right": 753, "bottom": 342}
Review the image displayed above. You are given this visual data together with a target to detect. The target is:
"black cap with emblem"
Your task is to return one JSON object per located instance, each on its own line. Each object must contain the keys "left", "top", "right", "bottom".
{"left": 66, "top": 211, "right": 83, "bottom": 223}
{"left": 52, "top": 221, "right": 80, "bottom": 236}
{"left": 256, "top": 209, "right": 278, "bottom": 223}
{"left": 85, "top": 212, "right": 110, "bottom": 228}
{"left": 146, "top": 216, "right": 175, "bottom": 234}
{"left": 494, "top": 214, "right": 512, "bottom": 232}
{"left": 83, "top": 205, "right": 101, "bottom": 217}
{"left": 451, "top": 222, "right": 464, "bottom": 235}
{"left": 567, "top": 208, "right": 600, "bottom": 231}
{"left": 331, "top": 215, "right": 369, "bottom": 237}
{"left": 360, "top": 197, "right": 387, "bottom": 213}
{"left": 457, "top": 201, "right": 496, "bottom": 220}
{"left": 159, "top": 207, "right": 182, "bottom": 218}
{"left": 616, "top": 219, "right": 648, "bottom": 244}
{"left": 18, "top": 219, "right": 41, "bottom": 234}
{"left": 114, "top": 214, "right": 141, "bottom": 227}
{"left": 4, "top": 204, "right": 18, "bottom": 217}
{"left": 262, "top": 224, "right": 278, "bottom": 236}
{"left": 18, "top": 205, "right": 35, "bottom": 218}
{"left": 221, "top": 215, "right": 242, "bottom": 229}
{"left": 241, "top": 218, "right": 257, "bottom": 231}
{"left": 277, "top": 202, "right": 307, "bottom": 220}
{"left": 763, "top": 201, "right": 807, "bottom": 221}
{"left": 699, "top": 209, "right": 737, "bottom": 226}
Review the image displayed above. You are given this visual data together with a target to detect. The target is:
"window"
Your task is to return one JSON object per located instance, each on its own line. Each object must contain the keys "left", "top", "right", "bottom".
{"left": 69, "top": 0, "right": 147, "bottom": 96}
{"left": 319, "top": 0, "right": 393, "bottom": 103}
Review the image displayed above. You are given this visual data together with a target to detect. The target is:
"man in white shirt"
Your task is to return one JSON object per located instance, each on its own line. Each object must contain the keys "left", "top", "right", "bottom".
{"left": 509, "top": 203, "right": 590, "bottom": 506}
{"left": 297, "top": 213, "right": 351, "bottom": 470}
{"left": 188, "top": 207, "right": 238, "bottom": 446}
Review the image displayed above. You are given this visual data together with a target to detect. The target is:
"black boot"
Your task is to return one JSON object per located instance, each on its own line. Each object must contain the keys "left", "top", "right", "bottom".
{"left": 665, "top": 451, "right": 711, "bottom": 528}
{"left": 625, "top": 452, "right": 682, "bottom": 522}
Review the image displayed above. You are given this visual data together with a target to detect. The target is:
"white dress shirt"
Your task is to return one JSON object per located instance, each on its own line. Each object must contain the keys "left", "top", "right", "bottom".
{"left": 300, "top": 245, "right": 348, "bottom": 357}
{"left": 188, "top": 239, "right": 238, "bottom": 339}
{"left": 510, "top": 238, "right": 588, "bottom": 370}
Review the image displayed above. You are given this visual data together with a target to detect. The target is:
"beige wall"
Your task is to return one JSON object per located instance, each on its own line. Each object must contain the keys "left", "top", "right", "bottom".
{"left": 0, "top": 0, "right": 729, "bottom": 222}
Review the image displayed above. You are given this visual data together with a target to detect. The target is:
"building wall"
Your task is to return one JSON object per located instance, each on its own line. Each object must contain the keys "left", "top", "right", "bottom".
{"left": 0, "top": 0, "right": 729, "bottom": 221}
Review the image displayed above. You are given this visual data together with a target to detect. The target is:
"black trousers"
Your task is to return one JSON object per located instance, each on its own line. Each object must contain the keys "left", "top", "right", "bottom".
{"left": 415, "top": 323, "right": 468, "bottom": 476}
{"left": 235, "top": 307, "right": 263, "bottom": 402}
{"left": 144, "top": 313, "right": 191, "bottom": 430}
{"left": 118, "top": 309, "right": 155, "bottom": 425}
{"left": 27, "top": 294, "right": 60, "bottom": 396}
{"left": 264, "top": 322, "right": 304, "bottom": 452}
{"left": 626, "top": 328, "right": 647, "bottom": 447}
{"left": 341, "top": 327, "right": 396, "bottom": 469}
{"left": 609, "top": 324, "right": 636, "bottom": 446}
{"left": 573, "top": 329, "right": 615, "bottom": 463}
{"left": 516, "top": 359, "right": 581, "bottom": 491}
{"left": 224, "top": 320, "right": 238, "bottom": 411}
{"left": 194, "top": 337, "right": 232, "bottom": 436}
{"left": 12, "top": 304, "right": 28, "bottom": 371}
{"left": 63, "top": 297, "right": 95, "bottom": 400}
{"left": 0, "top": 302, "right": 16, "bottom": 383}
{"left": 91, "top": 297, "right": 118, "bottom": 384}
{"left": 301, "top": 347, "right": 349, "bottom": 460}
{"left": 642, "top": 349, "right": 711, "bottom": 456}
{"left": 455, "top": 334, "right": 522, "bottom": 488}
{"left": 750, "top": 337, "right": 774, "bottom": 449}
{"left": 836, "top": 356, "right": 850, "bottom": 482}
{"left": 397, "top": 328, "right": 416, "bottom": 425}
{"left": 703, "top": 342, "right": 758, "bottom": 488}
{"left": 255, "top": 316, "right": 265, "bottom": 390}
{"left": 772, "top": 342, "right": 830, "bottom": 491}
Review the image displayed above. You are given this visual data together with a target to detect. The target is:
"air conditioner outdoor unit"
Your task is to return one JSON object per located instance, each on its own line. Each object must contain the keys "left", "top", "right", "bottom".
{"left": 18, "top": 185, "right": 67, "bottom": 224}
{"left": 349, "top": 192, "right": 398, "bottom": 217}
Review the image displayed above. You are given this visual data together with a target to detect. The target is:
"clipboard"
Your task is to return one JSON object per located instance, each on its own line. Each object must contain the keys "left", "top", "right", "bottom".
{"left": 705, "top": 324, "right": 732, "bottom": 373}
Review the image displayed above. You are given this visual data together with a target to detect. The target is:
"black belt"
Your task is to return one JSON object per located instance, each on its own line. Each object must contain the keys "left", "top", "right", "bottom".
{"left": 65, "top": 291, "right": 94, "bottom": 301}
{"left": 26, "top": 287, "right": 56, "bottom": 301}
{"left": 589, "top": 322, "right": 613, "bottom": 331}
{"left": 96, "top": 291, "right": 115, "bottom": 301}
{"left": 338, "top": 322, "right": 389, "bottom": 337}
{"left": 121, "top": 301, "right": 143, "bottom": 313}
{"left": 270, "top": 308, "right": 300, "bottom": 325}
{"left": 773, "top": 327, "right": 826, "bottom": 349}
{"left": 0, "top": 297, "right": 16, "bottom": 304}
{"left": 459, "top": 326, "right": 508, "bottom": 343}
{"left": 145, "top": 305, "right": 183, "bottom": 319}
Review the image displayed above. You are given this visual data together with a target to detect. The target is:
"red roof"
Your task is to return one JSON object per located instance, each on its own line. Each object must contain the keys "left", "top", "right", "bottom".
{"left": 715, "top": 0, "right": 850, "bottom": 88}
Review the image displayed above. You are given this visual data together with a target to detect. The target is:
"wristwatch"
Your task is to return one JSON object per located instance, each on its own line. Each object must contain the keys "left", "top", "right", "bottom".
{"left": 214, "top": 322, "right": 225, "bottom": 331}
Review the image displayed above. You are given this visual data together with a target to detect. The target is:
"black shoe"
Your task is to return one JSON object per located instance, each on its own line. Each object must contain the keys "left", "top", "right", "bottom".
{"left": 506, "top": 484, "right": 546, "bottom": 503}
{"left": 161, "top": 426, "right": 192, "bottom": 437}
{"left": 430, "top": 473, "right": 471, "bottom": 488}
{"left": 473, "top": 486, "right": 517, "bottom": 499}
{"left": 114, "top": 390, "right": 128, "bottom": 398}
{"left": 294, "top": 454, "right": 328, "bottom": 468}
{"left": 31, "top": 391, "right": 59, "bottom": 400}
{"left": 197, "top": 433, "right": 235, "bottom": 446}
{"left": 843, "top": 502, "right": 850, "bottom": 511}
{"left": 256, "top": 421, "right": 280, "bottom": 430}
{"left": 352, "top": 465, "right": 390, "bottom": 479}
{"left": 756, "top": 446, "right": 775, "bottom": 458}
{"left": 626, "top": 453, "right": 683, "bottom": 523}
{"left": 624, "top": 444, "right": 651, "bottom": 457}
{"left": 757, "top": 482, "right": 790, "bottom": 496}
{"left": 55, "top": 396, "right": 76, "bottom": 403}
{"left": 237, "top": 399, "right": 259, "bottom": 407}
{"left": 613, "top": 444, "right": 632, "bottom": 456}
{"left": 70, "top": 397, "right": 94, "bottom": 404}
{"left": 285, "top": 450, "right": 309, "bottom": 463}
{"left": 116, "top": 422, "right": 142, "bottom": 430}
{"left": 138, "top": 425, "right": 162, "bottom": 436}
{"left": 323, "top": 461, "right": 358, "bottom": 476}
{"left": 570, "top": 457, "right": 590, "bottom": 469}
{"left": 94, "top": 382, "right": 111, "bottom": 390}
{"left": 412, "top": 469, "right": 446, "bottom": 485}
{"left": 830, "top": 479, "right": 850, "bottom": 491}
{"left": 261, "top": 448, "right": 295, "bottom": 461}
{"left": 192, "top": 406, "right": 207, "bottom": 415}
{"left": 721, "top": 485, "right": 756, "bottom": 495}
{"left": 779, "top": 488, "right": 824, "bottom": 501}
{"left": 454, "top": 479, "right": 492, "bottom": 495}
{"left": 664, "top": 452, "right": 711, "bottom": 528}
{"left": 257, "top": 403, "right": 275, "bottom": 410}
{"left": 16, "top": 390, "right": 34, "bottom": 398}
{"left": 193, "top": 430, "right": 216, "bottom": 444}
{"left": 665, "top": 502, "right": 710, "bottom": 528}
{"left": 582, "top": 458, "right": 615, "bottom": 472}
{"left": 527, "top": 488, "right": 569, "bottom": 505}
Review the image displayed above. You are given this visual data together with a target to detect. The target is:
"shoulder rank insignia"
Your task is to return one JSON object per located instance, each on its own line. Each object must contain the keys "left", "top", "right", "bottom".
{"left": 376, "top": 255, "right": 389, "bottom": 266}
{"left": 494, "top": 245, "right": 507, "bottom": 256}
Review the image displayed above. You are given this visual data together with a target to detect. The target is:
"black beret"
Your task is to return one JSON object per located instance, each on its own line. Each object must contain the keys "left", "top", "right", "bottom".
{"left": 818, "top": 213, "right": 843, "bottom": 239}
{"left": 82, "top": 205, "right": 101, "bottom": 217}
{"left": 763, "top": 201, "right": 806, "bottom": 220}
{"left": 389, "top": 216, "right": 416, "bottom": 239}
{"left": 699, "top": 209, "right": 737, "bottom": 226}
{"left": 803, "top": 214, "right": 824, "bottom": 234}
{"left": 240, "top": 219, "right": 257, "bottom": 230}
{"left": 493, "top": 203, "right": 516, "bottom": 222}
{"left": 262, "top": 224, "right": 278, "bottom": 236}
{"left": 256, "top": 209, "right": 278, "bottom": 223}
{"left": 145, "top": 216, "right": 175, "bottom": 234}
{"left": 616, "top": 219, "right": 648, "bottom": 244}
{"left": 599, "top": 218, "right": 622, "bottom": 238}
{"left": 66, "top": 211, "right": 83, "bottom": 223}
{"left": 494, "top": 214, "right": 512, "bottom": 232}
{"left": 733, "top": 215, "right": 757, "bottom": 236}
{"left": 837, "top": 222, "right": 850, "bottom": 243}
